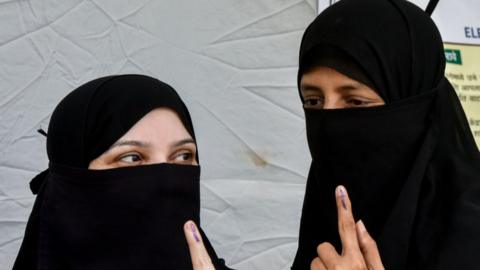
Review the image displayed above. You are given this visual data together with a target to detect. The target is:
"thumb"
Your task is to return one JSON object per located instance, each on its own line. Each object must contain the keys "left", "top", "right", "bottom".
{"left": 184, "top": 220, "right": 215, "bottom": 270}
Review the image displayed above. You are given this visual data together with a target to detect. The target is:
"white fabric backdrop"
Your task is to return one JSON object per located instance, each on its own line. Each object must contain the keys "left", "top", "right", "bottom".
{"left": 0, "top": 1, "right": 316, "bottom": 269}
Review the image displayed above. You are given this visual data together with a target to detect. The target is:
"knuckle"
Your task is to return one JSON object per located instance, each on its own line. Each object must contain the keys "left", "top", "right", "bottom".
{"left": 310, "top": 258, "right": 322, "bottom": 269}
{"left": 192, "top": 260, "right": 205, "bottom": 268}
{"left": 368, "top": 237, "right": 378, "bottom": 247}
{"left": 331, "top": 263, "right": 343, "bottom": 270}
{"left": 341, "top": 219, "right": 356, "bottom": 231}
{"left": 362, "top": 236, "right": 378, "bottom": 250}
{"left": 193, "top": 257, "right": 212, "bottom": 269}
{"left": 351, "top": 259, "right": 367, "bottom": 270}
{"left": 317, "top": 242, "right": 334, "bottom": 255}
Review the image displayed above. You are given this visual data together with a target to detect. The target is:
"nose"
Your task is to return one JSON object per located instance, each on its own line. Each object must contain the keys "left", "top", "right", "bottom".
{"left": 148, "top": 154, "right": 169, "bottom": 165}
{"left": 322, "top": 95, "right": 343, "bottom": 109}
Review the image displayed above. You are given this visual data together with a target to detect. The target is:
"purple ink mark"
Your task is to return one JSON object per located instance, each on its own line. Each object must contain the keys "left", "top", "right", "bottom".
{"left": 190, "top": 223, "right": 200, "bottom": 243}
{"left": 340, "top": 188, "right": 347, "bottom": 210}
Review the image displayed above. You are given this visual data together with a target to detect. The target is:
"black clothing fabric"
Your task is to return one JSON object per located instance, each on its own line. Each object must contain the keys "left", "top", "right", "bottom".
{"left": 13, "top": 75, "right": 230, "bottom": 270}
{"left": 292, "top": 0, "right": 480, "bottom": 269}
{"left": 39, "top": 163, "right": 201, "bottom": 270}
{"left": 297, "top": 0, "right": 445, "bottom": 103}
{"left": 300, "top": 45, "right": 376, "bottom": 93}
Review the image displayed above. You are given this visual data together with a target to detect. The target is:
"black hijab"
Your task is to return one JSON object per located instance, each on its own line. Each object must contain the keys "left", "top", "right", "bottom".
{"left": 13, "top": 75, "right": 230, "bottom": 270}
{"left": 292, "top": 0, "right": 480, "bottom": 269}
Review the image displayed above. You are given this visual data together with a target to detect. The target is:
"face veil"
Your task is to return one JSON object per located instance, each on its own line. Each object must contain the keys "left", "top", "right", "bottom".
{"left": 292, "top": 1, "right": 480, "bottom": 270}
{"left": 13, "top": 75, "right": 230, "bottom": 270}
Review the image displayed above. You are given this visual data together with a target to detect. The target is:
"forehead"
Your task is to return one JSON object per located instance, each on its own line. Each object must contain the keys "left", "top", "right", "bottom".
{"left": 119, "top": 108, "right": 192, "bottom": 142}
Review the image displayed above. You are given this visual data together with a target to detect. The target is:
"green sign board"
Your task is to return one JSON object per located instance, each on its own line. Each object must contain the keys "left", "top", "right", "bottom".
{"left": 445, "top": 49, "right": 462, "bottom": 65}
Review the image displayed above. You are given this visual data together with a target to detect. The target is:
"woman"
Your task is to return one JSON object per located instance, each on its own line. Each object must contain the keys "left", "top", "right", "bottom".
{"left": 13, "top": 75, "right": 230, "bottom": 270}
{"left": 292, "top": 0, "right": 480, "bottom": 269}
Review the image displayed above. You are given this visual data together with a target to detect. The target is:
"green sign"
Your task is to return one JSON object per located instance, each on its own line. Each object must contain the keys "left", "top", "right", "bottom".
{"left": 445, "top": 49, "right": 462, "bottom": 65}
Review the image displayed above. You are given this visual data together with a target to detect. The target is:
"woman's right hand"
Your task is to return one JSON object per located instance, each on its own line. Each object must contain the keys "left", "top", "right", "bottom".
{"left": 184, "top": 220, "right": 216, "bottom": 270}
{"left": 310, "top": 186, "right": 384, "bottom": 270}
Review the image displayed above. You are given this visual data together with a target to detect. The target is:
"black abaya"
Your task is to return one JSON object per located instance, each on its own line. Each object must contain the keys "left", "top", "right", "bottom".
{"left": 14, "top": 75, "right": 231, "bottom": 270}
{"left": 292, "top": 0, "right": 480, "bottom": 269}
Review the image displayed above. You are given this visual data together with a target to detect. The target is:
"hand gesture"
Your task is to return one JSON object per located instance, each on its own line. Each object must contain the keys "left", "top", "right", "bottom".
{"left": 311, "top": 186, "right": 384, "bottom": 270}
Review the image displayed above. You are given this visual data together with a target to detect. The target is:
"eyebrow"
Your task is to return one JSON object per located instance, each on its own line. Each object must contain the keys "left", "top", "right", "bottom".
{"left": 171, "top": 138, "right": 196, "bottom": 148}
{"left": 300, "top": 83, "right": 363, "bottom": 93}
{"left": 109, "top": 140, "right": 151, "bottom": 150}
{"left": 108, "top": 138, "right": 195, "bottom": 151}
{"left": 338, "top": 83, "right": 363, "bottom": 91}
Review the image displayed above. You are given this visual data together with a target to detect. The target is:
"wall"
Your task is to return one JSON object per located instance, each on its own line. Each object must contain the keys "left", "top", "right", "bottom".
{"left": 0, "top": 1, "right": 316, "bottom": 269}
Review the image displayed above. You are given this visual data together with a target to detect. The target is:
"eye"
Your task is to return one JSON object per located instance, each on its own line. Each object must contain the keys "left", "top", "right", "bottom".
{"left": 303, "top": 97, "right": 324, "bottom": 109}
{"left": 170, "top": 150, "right": 196, "bottom": 164}
{"left": 346, "top": 98, "right": 372, "bottom": 107}
{"left": 174, "top": 152, "right": 193, "bottom": 161}
{"left": 119, "top": 153, "right": 142, "bottom": 163}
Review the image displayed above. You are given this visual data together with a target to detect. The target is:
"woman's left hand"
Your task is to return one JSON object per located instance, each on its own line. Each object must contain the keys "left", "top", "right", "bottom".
{"left": 310, "top": 186, "right": 384, "bottom": 270}
{"left": 184, "top": 220, "right": 216, "bottom": 270}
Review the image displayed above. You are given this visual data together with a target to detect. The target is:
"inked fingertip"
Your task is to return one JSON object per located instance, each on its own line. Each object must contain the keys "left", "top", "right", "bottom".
{"left": 189, "top": 222, "right": 201, "bottom": 243}
{"left": 336, "top": 186, "right": 347, "bottom": 210}
{"left": 336, "top": 185, "right": 346, "bottom": 196}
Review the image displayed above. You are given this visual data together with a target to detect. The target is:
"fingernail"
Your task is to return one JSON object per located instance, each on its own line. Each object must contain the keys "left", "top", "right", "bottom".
{"left": 358, "top": 220, "right": 367, "bottom": 234}
{"left": 190, "top": 222, "right": 200, "bottom": 243}
{"left": 338, "top": 186, "right": 347, "bottom": 210}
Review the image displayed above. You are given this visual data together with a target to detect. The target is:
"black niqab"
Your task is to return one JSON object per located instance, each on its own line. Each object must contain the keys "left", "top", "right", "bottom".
{"left": 293, "top": 0, "right": 480, "bottom": 269}
{"left": 14, "top": 75, "right": 230, "bottom": 270}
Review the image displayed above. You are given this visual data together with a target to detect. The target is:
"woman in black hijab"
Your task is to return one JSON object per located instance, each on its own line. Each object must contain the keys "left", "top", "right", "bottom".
{"left": 13, "top": 74, "right": 231, "bottom": 270}
{"left": 292, "top": 0, "right": 480, "bottom": 269}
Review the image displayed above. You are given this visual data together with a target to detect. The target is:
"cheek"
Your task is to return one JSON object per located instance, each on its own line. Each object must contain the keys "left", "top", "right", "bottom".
{"left": 88, "top": 158, "right": 110, "bottom": 170}
{"left": 88, "top": 152, "right": 124, "bottom": 170}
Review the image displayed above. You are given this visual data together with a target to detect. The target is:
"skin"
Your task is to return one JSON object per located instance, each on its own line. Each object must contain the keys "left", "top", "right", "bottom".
{"left": 184, "top": 221, "right": 216, "bottom": 270}
{"left": 88, "top": 108, "right": 212, "bottom": 269}
{"left": 310, "top": 186, "right": 384, "bottom": 270}
{"left": 300, "top": 66, "right": 385, "bottom": 109}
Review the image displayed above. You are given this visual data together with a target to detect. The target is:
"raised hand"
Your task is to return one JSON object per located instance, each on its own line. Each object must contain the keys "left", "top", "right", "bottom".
{"left": 310, "top": 186, "right": 384, "bottom": 270}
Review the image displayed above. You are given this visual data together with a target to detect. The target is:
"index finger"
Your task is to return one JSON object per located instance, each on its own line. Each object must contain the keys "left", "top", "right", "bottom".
{"left": 183, "top": 220, "right": 215, "bottom": 270}
{"left": 335, "top": 185, "right": 361, "bottom": 255}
